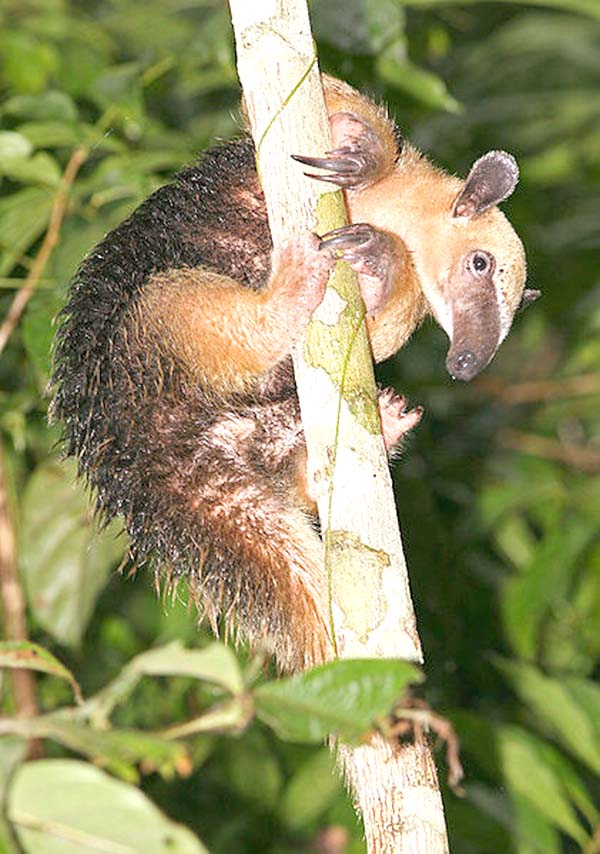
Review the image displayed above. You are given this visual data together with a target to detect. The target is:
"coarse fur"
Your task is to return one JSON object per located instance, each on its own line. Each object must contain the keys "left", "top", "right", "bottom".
{"left": 51, "top": 77, "right": 529, "bottom": 671}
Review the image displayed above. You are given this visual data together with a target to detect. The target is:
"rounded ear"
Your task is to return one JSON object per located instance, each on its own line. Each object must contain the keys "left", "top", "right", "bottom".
{"left": 453, "top": 150, "right": 519, "bottom": 219}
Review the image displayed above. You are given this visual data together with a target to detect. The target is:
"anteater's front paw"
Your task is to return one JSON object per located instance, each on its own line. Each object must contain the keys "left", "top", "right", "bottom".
{"left": 321, "top": 223, "right": 394, "bottom": 314}
{"left": 292, "top": 112, "right": 385, "bottom": 189}
{"left": 378, "top": 388, "right": 423, "bottom": 454}
{"left": 273, "top": 232, "right": 336, "bottom": 315}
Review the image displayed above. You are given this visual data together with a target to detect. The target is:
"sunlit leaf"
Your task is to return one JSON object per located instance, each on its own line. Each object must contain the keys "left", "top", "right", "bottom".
{"left": 8, "top": 760, "right": 207, "bottom": 853}
{"left": 496, "top": 658, "right": 600, "bottom": 774}
{"left": 498, "top": 726, "right": 589, "bottom": 846}
{"left": 0, "top": 152, "right": 61, "bottom": 188}
{"left": 377, "top": 42, "right": 461, "bottom": 112}
{"left": 0, "top": 641, "right": 82, "bottom": 703}
{"left": 501, "top": 517, "right": 598, "bottom": 659}
{"left": 255, "top": 659, "right": 420, "bottom": 743}
{"left": 467, "top": 783, "right": 561, "bottom": 854}
{"left": 1, "top": 91, "right": 79, "bottom": 123}
{"left": 86, "top": 641, "right": 244, "bottom": 725}
{"left": 0, "top": 738, "right": 27, "bottom": 854}
{"left": 0, "top": 132, "right": 33, "bottom": 161}
{"left": 278, "top": 749, "right": 340, "bottom": 830}
{"left": 0, "top": 187, "right": 53, "bottom": 276}
{"left": 19, "top": 460, "right": 124, "bottom": 647}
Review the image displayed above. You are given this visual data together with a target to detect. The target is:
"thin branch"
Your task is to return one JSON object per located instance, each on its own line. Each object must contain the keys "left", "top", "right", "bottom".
{"left": 477, "top": 373, "right": 600, "bottom": 405}
{"left": 499, "top": 428, "right": 600, "bottom": 473}
{"left": 0, "top": 146, "right": 88, "bottom": 356}
{"left": 0, "top": 443, "right": 41, "bottom": 758}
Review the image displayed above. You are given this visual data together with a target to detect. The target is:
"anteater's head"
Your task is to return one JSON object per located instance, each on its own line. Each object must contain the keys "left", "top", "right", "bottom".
{"left": 410, "top": 150, "right": 539, "bottom": 380}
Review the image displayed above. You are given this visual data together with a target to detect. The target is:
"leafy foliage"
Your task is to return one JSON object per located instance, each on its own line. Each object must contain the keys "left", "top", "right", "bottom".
{"left": 1, "top": 0, "right": 599, "bottom": 852}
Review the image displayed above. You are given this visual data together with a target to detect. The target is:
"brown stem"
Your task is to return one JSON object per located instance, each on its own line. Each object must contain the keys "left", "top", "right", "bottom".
{"left": 0, "top": 444, "right": 40, "bottom": 732}
{"left": 477, "top": 373, "right": 600, "bottom": 405}
{"left": 499, "top": 428, "right": 600, "bottom": 473}
{"left": 0, "top": 146, "right": 88, "bottom": 356}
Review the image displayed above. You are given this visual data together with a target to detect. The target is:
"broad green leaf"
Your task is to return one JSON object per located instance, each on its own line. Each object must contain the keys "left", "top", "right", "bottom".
{"left": 254, "top": 659, "right": 420, "bottom": 744}
{"left": 535, "top": 738, "right": 599, "bottom": 828}
{"left": 563, "top": 676, "right": 600, "bottom": 739}
{"left": 128, "top": 642, "right": 243, "bottom": 692}
{"left": 496, "top": 658, "right": 600, "bottom": 774}
{"left": 0, "top": 132, "right": 33, "bottom": 161}
{"left": 0, "top": 152, "right": 61, "bottom": 188}
{"left": 467, "top": 783, "right": 561, "bottom": 854}
{"left": 0, "top": 641, "right": 82, "bottom": 703}
{"left": 16, "top": 121, "right": 125, "bottom": 153}
{"left": 16, "top": 121, "right": 82, "bottom": 149}
{"left": 8, "top": 760, "right": 207, "bottom": 853}
{"left": 19, "top": 460, "right": 124, "bottom": 647}
{"left": 223, "top": 730, "right": 283, "bottom": 811}
{"left": 87, "top": 641, "right": 243, "bottom": 725}
{"left": 0, "top": 714, "right": 190, "bottom": 783}
{"left": 377, "top": 42, "right": 460, "bottom": 112}
{"left": 501, "top": 518, "right": 598, "bottom": 659}
{"left": 0, "top": 738, "right": 27, "bottom": 854}
{"left": 21, "top": 287, "right": 64, "bottom": 379}
{"left": 497, "top": 726, "right": 589, "bottom": 847}
{"left": 278, "top": 749, "right": 340, "bottom": 830}
{"left": 1, "top": 91, "right": 79, "bottom": 123}
{"left": 0, "top": 187, "right": 53, "bottom": 276}
{"left": 0, "top": 31, "right": 58, "bottom": 95}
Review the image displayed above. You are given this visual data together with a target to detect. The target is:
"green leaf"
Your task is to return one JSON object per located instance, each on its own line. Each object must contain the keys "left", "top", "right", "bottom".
{"left": 501, "top": 517, "right": 598, "bottom": 659}
{"left": 224, "top": 730, "right": 283, "bottom": 811}
{"left": 16, "top": 121, "right": 82, "bottom": 149}
{"left": 0, "top": 152, "right": 61, "bottom": 188}
{"left": 0, "top": 738, "right": 27, "bottom": 854}
{"left": 467, "top": 782, "right": 561, "bottom": 854}
{"left": 0, "top": 187, "right": 53, "bottom": 276}
{"left": 0, "top": 715, "right": 190, "bottom": 784}
{"left": 0, "top": 132, "right": 33, "bottom": 161}
{"left": 19, "top": 460, "right": 124, "bottom": 647}
{"left": 496, "top": 658, "right": 600, "bottom": 774}
{"left": 278, "top": 749, "right": 341, "bottom": 830}
{"left": 497, "top": 726, "right": 589, "bottom": 847}
{"left": 0, "top": 641, "right": 82, "bottom": 704}
{"left": 21, "top": 287, "right": 64, "bottom": 379}
{"left": 254, "top": 659, "right": 421, "bottom": 744}
{"left": 2, "top": 91, "right": 79, "bottom": 123}
{"left": 563, "top": 675, "right": 600, "bottom": 743}
{"left": 377, "top": 43, "right": 461, "bottom": 112}
{"left": 86, "top": 641, "right": 244, "bottom": 725}
{"left": 0, "top": 31, "right": 58, "bottom": 95}
{"left": 8, "top": 759, "right": 207, "bottom": 853}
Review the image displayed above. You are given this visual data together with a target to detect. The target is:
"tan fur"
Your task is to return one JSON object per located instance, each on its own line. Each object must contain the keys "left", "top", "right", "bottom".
{"left": 132, "top": 78, "right": 526, "bottom": 672}
{"left": 141, "top": 234, "right": 333, "bottom": 395}
{"left": 344, "top": 141, "right": 526, "bottom": 346}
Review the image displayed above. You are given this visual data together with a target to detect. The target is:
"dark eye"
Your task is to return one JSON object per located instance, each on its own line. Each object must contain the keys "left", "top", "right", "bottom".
{"left": 468, "top": 250, "right": 494, "bottom": 276}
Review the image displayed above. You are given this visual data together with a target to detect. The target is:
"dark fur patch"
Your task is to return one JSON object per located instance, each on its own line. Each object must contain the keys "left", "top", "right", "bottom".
{"left": 51, "top": 139, "right": 327, "bottom": 669}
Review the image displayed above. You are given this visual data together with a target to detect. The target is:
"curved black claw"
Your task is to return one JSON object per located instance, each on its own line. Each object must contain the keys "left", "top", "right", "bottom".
{"left": 292, "top": 145, "right": 379, "bottom": 189}
{"left": 291, "top": 149, "right": 366, "bottom": 187}
{"left": 321, "top": 224, "right": 394, "bottom": 314}
{"left": 321, "top": 223, "right": 385, "bottom": 255}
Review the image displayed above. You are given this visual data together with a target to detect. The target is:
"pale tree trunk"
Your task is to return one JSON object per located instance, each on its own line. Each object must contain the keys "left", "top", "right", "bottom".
{"left": 227, "top": 1, "right": 449, "bottom": 851}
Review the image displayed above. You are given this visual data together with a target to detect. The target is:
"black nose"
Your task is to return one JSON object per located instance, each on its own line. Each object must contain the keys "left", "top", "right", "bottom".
{"left": 446, "top": 350, "right": 480, "bottom": 381}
